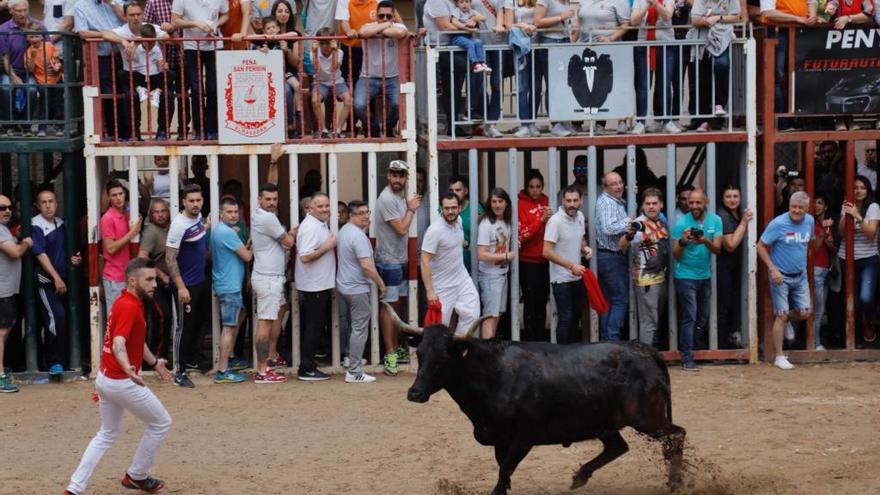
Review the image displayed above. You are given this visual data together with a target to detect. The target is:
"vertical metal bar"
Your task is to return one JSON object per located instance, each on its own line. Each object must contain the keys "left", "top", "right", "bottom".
{"left": 62, "top": 153, "right": 82, "bottom": 370}
{"left": 804, "top": 141, "right": 815, "bottom": 351}
{"left": 844, "top": 140, "right": 855, "bottom": 350}
{"left": 626, "top": 146, "right": 637, "bottom": 341}
{"left": 426, "top": 48, "right": 441, "bottom": 223}
{"left": 548, "top": 147, "right": 558, "bottom": 344}
{"left": 248, "top": 154, "right": 260, "bottom": 367}
{"left": 468, "top": 148, "right": 479, "bottom": 281}
{"left": 288, "top": 151, "right": 301, "bottom": 371}
{"left": 587, "top": 146, "right": 598, "bottom": 343}
{"left": 208, "top": 154, "right": 220, "bottom": 371}
{"left": 744, "top": 37, "right": 758, "bottom": 362}
{"left": 86, "top": 154, "right": 102, "bottom": 377}
{"left": 328, "top": 153, "right": 340, "bottom": 369}
{"left": 759, "top": 37, "right": 777, "bottom": 361}
{"left": 128, "top": 156, "right": 139, "bottom": 244}
{"left": 367, "top": 152, "right": 379, "bottom": 364}
{"left": 405, "top": 86, "right": 420, "bottom": 334}
{"left": 666, "top": 144, "right": 678, "bottom": 352}
{"left": 508, "top": 148, "right": 520, "bottom": 342}
{"left": 706, "top": 142, "right": 718, "bottom": 351}
{"left": 19, "top": 154, "right": 38, "bottom": 372}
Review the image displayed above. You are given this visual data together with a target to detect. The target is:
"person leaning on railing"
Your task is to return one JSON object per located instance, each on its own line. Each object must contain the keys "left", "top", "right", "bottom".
{"left": 24, "top": 22, "right": 64, "bottom": 137}
{"left": 0, "top": 0, "right": 43, "bottom": 136}
{"left": 74, "top": 0, "right": 125, "bottom": 139}
{"left": 631, "top": 0, "right": 683, "bottom": 135}
{"left": 535, "top": 0, "right": 578, "bottom": 137}
{"left": 471, "top": 0, "right": 506, "bottom": 138}
{"left": 686, "top": 0, "right": 740, "bottom": 132}
{"left": 824, "top": 0, "right": 877, "bottom": 131}
{"left": 504, "top": 0, "right": 540, "bottom": 138}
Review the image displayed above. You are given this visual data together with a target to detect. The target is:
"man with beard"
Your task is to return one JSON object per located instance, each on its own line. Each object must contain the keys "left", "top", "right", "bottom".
{"left": 857, "top": 144, "right": 877, "bottom": 191}
{"left": 64, "top": 258, "right": 173, "bottom": 495}
{"left": 543, "top": 186, "right": 593, "bottom": 344}
{"left": 671, "top": 188, "right": 722, "bottom": 372}
{"left": 138, "top": 198, "right": 173, "bottom": 364}
{"left": 420, "top": 192, "right": 479, "bottom": 336}
{"left": 558, "top": 155, "right": 589, "bottom": 217}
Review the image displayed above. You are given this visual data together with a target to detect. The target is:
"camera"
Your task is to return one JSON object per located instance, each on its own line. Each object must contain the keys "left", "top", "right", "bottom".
{"left": 630, "top": 221, "right": 645, "bottom": 232}
{"left": 691, "top": 228, "right": 704, "bottom": 239}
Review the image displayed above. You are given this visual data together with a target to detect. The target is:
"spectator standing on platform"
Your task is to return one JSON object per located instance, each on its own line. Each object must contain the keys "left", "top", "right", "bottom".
{"left": 517, "top": 169, "right": 552, "bottom": 341}
{"left": 137, "top": 198, "right": 174, "bottom": 362}
{"left": 421, "top": 192, "right": 481, "bottom": 336}
{"left": 44, "top": 0, "right": 76, "bottom": 49}
{"left": 672, "top": 188, "right": 722, "bottom": 372}
{"left": 717, "top": 184, "right": 752, "bottom": 348}
{"left": 476, "top": 188, "right": 515, "bottom": 339}
{"left": 687, "top": 0, "right": 740, "bottom": 132}
{"left": 595, "top": 171, "right": 632, "bottom": 341}
{"left": 470, "top": 0, "right": 506, "bottom": 138}
{"left": 165, "top": 183, "right": 209, "bottom": 389}
{"left": 0, "top": 193, "right": 31, "bottom": 393}
{"left": 295, "top": 193, "right": 337, "bottom": 381}
{"left": 535, "top": 0, "right": 577, "bottom": 137}
{"left": 73, "top": 0, "right": 123, "bottom": 138}
{"left": 32, "top": 189, "right": 82, "bottom": 374}
{"left": 220, "top": 0, "right": 252, "bottom": 49}
{"left": 171, "top": 0, "right": 229, "bottom": 140}
{"left": 619, "top": 188, "right": 669, "bottom": 347}
{"left": 310, "top": 28, "right": 352, "bottom": 138}
{"left": 0, "top": 0, "right": 43, "bottom": 133}
{"left": 757, "top": 191, "right": 814, "bottom": 370}
{"left": 505, "top": 0, "right": 539, "bottom": 138}
{"left": 375, "top": 160, "right": 420, "bottom": 376}
{"left": 335, "top": 0, "right": 378, "bottom": 89}
{"left": 355, "top": 0, "right": 407, "bottom": 137}
{"left": 825, "top": 0, "right": 874, "bottom": 131}
{"left": 543, "top": 186, "right": 592, "bottom": 344}
{"left": 337, "top": 200, "right": 386, "bottom": 383}
{"left": 145, "top": 0, "right": 187, "bottom": 139}
{"left": 811, "top": 193, "right": 835, "bottom": 351}
{"left": 25, "top": 23, "right": 64, "bottom": 137}
{"left": 250, "top": 0, "right": 279, "bottom": 32}
{"left": 101, "top": 180, "right": 142, "bottom": 315}
{"left": 631, "top": 0, "right": 681, "bottom": 135}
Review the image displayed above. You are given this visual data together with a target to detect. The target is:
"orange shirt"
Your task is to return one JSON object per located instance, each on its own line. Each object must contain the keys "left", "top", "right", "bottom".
{"left": 221, "top": 0, "right": 252, "bottom": 50}
{"left": 26, "top": 42, "right": 61, "bottom": 84}
{"left": 767, "top": 0, "right": 808, "bottom": 17}
{"left": 342, "top": 0, "right": 378, "bottom": 48}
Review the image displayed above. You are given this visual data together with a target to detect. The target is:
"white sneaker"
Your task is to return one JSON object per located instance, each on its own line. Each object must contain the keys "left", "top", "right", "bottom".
{"left": 616, "top": 120, "right": 629, "bottom": 134}
{"left": 784, "top": 322, "right": 795, "bottom": 341}
{"left": 695, "top": 122, "right": 710, "bottom": 133}
{"left": 551, "top": 122, "right": 572, "bottom": 137}
{"left": 528, "top": 124, "right": 540, "bottom": 137}
{"left": 630, "top": 122, "right": 645, "bottom": 135}
{"left": 485, "top": 125, "right": 503, "bottom": 138}
{"left": 645, "top": 121, "right": 662, "bottom": 133}
{"left": 513, "top": 126, "right": 531, "bottom": 138}
{"left": 815, "top": 344, "right": 827, "bottom": 351}
{"left": 714, "top": 105, "right": 727, "bottom": 117}
{"left": 136, "top": 86, "right": 148, "bottom": 103}
{"left": 149, "top": 89, "right": 162, "bottom": 108}
{"left": 563, "top": 122, "right": 577, "bottom": 134}
{"left": 774, "top": 356, "right": 794, "bottom": 370}
{"left": 663, "top": 121, "right": 683, "bottom": 134}
{"left": 594, "top": 123, "right": 606, "bottom": 134}
{"left": 875, "top": 120, "right": 880, "bottom": 130}
{"left": 345, "top": 371, "right": 376, "bottom": 383}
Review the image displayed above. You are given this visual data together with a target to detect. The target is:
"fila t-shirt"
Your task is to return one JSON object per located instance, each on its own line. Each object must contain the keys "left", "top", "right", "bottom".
{"left": 759, "top": 212, "right": 814, "bottom": 275}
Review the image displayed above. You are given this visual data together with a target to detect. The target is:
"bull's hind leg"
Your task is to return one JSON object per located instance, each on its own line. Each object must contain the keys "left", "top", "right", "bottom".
{"left": 491, "top": 442, "right": 532, "bottom": 495}
{"left": 570, "top": 431, "right": 629, "bottom": 490}
{"left": 658, "top": 424, "right": 686, "bottom": 491}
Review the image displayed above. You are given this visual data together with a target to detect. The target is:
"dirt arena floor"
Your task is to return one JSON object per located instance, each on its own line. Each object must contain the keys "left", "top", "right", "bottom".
{"left": 3, "top": 362, "right": 879, "bottom": 495}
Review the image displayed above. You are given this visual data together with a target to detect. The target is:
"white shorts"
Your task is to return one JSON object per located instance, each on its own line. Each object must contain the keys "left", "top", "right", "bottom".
{"left": 251, "top": 273, "right": 285, "bottom": 320}
{"left": 437, "top": 279, "right": 480, "bottom": 336}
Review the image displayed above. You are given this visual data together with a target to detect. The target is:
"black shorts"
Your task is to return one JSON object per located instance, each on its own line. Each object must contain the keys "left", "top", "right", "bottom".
{"left": 0, "top": 296, "right": 17, "bottom": 329}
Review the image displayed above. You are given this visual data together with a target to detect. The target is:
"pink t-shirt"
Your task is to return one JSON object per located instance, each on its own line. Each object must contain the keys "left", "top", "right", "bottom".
{"left": 100, "top": 207, "right": 130, "bottom": 282}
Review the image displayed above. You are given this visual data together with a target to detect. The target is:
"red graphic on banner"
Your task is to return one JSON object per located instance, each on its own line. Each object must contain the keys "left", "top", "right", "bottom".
{"left": 224, "top": 58, "right": 277, "bottom": 137}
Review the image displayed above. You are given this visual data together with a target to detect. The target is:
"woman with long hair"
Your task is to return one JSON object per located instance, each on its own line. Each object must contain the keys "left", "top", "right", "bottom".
{"left": 717, "top": 184, "right": 752, "bottom": 348}
{"left": 811, "top": 192, "right": 836, "bottom": 350}
{"left": 477, "top": 188, "right": 515, "bottom": 339}
{"left": 838, "top": 175, "right": 880, "bottom": 345}
{"left": 517, "top": 170, "right": 552, "bottom": 340}
{"left": 272, "top": 0, "right": 304, "bottom": 137}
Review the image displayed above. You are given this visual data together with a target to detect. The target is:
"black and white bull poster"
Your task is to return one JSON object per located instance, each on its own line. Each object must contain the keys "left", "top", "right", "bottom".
{"left": 548, "top": 44, "right": 634, "bottom": 121}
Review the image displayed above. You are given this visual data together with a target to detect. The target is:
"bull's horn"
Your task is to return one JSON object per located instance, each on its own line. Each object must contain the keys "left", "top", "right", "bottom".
{"left": 453, "top": 315, "right": 492, "bottom": 341}
{"left": 381, "top": 302, "right": 423, "bottom": 336}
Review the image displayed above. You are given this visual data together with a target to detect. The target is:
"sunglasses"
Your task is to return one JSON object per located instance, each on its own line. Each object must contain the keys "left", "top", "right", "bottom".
{"left": 377, "top": 13, "right": 393, "bottom": 20}
{"left": 0, "top": 205, "right": 11, "bottom": 211}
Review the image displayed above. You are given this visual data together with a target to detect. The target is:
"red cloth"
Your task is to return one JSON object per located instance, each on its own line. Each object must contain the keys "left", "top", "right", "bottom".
{"left": 424, "top": 299, "right": 443, "bottom": 327}
{"left": 100, "top": 291, "right": 147, "bottom": 379}
{"left": 646, "top": 2, "right": 658, "bottom": 71}
{"left": 582, "top": 269, "right": 609, "bottom": 314}
{"left": 517, "top": 190, "right": 550, "bottom": 263}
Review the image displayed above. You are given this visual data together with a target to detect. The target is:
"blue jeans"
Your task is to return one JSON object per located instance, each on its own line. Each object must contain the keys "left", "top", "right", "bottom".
{"left": 634, "top": 45, "right": 677, "bottom": 120}
{"left": 0, "top": 72, "right": 38, "bottom": 123}
{"left": 774, "top": 29, "right": 789, "bottom": 114}
{"left": 484, "top": 50, "right": 502, "bottom": 121}
{"left": 535, "top": 37, "right": 567, "bottom": 122}
{"left": 854, "top": 256, "right": 878, "bottom": 337}
{"left": 688, "top": 47, "right": 730, "bottom": 124}
{"left": 552, "top": 280, "right": 585, "bottom": 344}
{"left": 183, "top": 50, "right": 218, "bottom": 136}
{"left": 517, "top": 52, "right": 535, "bottom": 123}
{"left": 450, "top": 35, "right": 485, "bottom": 64}
{"left": 813, "top": 266, "right": 829, "bottom": 348}
{"left": 675, "top": 278, "right": 711, "bottom": 365}
{"left": 597, "top": 251, "right": 629, "bottom": 341}
{"left": 354, "top": 76, "right": 399, "bottom": 137}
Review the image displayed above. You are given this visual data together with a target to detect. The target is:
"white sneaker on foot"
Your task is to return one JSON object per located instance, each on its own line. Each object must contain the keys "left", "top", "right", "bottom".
{"left": 616, "top": 120, "right": 629, "bottom": 134}
{"left": 645, "top": 121, "right": 662, "bottom": 133}
{"left": 630, "top": 122, "right": 645, "bottom": 135}
{"left": 551, "top": 122, "right": 572, "bottom": 137}
{"left": 695, "top": 122, "right": 710, "bottom": 133}
{"left": 774, "top": 355, "right": 794, "bottom": 370}
{"left": 528, "top": 124, "right": 540, "bottom": 137}
{"left": 814, "top": 344, "right": 827, "bottom": 351}
{"left": 513, "top": 126, "right": 531, "bottom": 138}
{"left": 345, "top": 371, "right": 376, "bottom": 383}
{"left": 485, "top": 125, "right": 503, "bottom": 138}
{"left": 663, "top": 121, "right": 683, "bottom": 134}
{"left": 136, "top": 86, "right": 148, "bottom": 103}
{"left": 149, "top": 89, "right": 162, "bottom": 108}
{"left": 714, "top": 105, "right": 727, "bottom": 117}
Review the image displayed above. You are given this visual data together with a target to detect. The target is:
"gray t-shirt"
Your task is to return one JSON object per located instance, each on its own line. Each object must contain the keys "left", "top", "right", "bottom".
{"left": 577, "top": 0, "right": 630, "bottom": 41}
{"left": 477, "top": 218, "right": 511, "bottom": 276}
{"left": 251, "top": 207, "right": 288, "bottom": 277}
{"left": 140, "top": 223, "right": 169, "bottom": 274}
{"left": 544, "top": 208, "right": 585, "bottom": 283}
{"left": 688, "top": 0, "right": 739, "bottom": 57}
{"left": 336, "top": 222, "right": 374, "bottom": 295}
{"left": 0, "top": 224, "right": 22, "bottom": 298}
{"left": 504, "top": 0, "right": 536, "bottom": 25}
{"left": 471, "top": 0, "right": 506, "bottom": 44}
{"left": 304, "top": 0, "right": 337, "bottom": 35}
{"left": 361, "top": 24, "right": 403, "bottom": 78}
{"left": 374, "top": 186, "right": 408, "bottom": 264}
{"left": 536, "top": 0, "right": 575, "bottom": 39}
{"left": 423, "top": 0, "right": 456, "bottom": 44}
{"left": 422, "top": 220, "right": 471, "bottom": 292}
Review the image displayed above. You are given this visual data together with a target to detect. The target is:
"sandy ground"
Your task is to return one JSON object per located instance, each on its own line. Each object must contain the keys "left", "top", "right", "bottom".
{"left": 2, "top": 362, "right": 879, "bottom": 495}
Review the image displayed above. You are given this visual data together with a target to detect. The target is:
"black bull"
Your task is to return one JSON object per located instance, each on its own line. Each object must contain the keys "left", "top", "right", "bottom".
{"left": 384, "top": 303, "right": 686, "bottom": 495}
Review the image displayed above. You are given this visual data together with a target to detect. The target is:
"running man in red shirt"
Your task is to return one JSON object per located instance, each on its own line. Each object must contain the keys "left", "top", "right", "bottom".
{"left": 65, "top": 258, "right": 173, "bottom": 495}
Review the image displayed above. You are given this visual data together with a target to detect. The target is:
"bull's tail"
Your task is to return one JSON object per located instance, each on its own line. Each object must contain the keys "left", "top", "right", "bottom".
{"left": 653, "top": 349, "right": 673, "bottom": 424}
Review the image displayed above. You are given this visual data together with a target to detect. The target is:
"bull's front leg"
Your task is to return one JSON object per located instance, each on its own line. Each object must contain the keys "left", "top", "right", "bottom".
{"left": 491, "top": 441, "right": 532, "bottom": 495}
{"left": 570, "top": 431, "right": 629, "bottom": 490}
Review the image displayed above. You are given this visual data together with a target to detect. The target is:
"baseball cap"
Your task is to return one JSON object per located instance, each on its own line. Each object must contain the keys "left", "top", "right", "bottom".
{"left": 388, "top": 160, "right": 409, "bottom": 173}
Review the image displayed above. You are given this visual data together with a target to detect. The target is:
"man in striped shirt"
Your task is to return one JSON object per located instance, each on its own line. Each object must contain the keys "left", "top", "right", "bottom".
{"left": 594, "top": 171, "right": 632, "bottom": 341}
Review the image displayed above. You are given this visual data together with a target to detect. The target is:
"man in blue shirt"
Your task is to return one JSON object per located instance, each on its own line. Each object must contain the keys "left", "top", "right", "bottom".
{"left": 757, "top": 191, "right": 815, "bottom": 370}
{"left": 73, "top": 0, "right": 124, "bottom": 138}
{"left": 672, "top": 188, "right": 722, "bottom": 372}
{"left": 32, "top": 189, "right": 82, "bottom": 374}
{"left": 211, "top": 197, "right": 252, "bottom": 384}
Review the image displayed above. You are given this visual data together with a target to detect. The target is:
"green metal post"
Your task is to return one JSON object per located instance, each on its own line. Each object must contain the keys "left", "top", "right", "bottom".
{"left": 18, "top": 153, "right": 38, "bottom": 372}
{"left": 1, "top": 154, "right": 11, "bottom": 197}
{"left": 62, "top": 152, "right": 82, "bottom": 370}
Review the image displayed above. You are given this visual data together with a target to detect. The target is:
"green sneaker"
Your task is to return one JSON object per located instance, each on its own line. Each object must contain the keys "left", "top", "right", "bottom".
{"left": 395, "top": 345, "right": 410, "bottom": 364}
{"left": 383, "top": 352, "right": 399, "bottom": 376}
{"left": 0, "top": 374, "right": 19, "bottom": 393}
{"left": 214, "top": 369, "right": 246, "bottom": 384}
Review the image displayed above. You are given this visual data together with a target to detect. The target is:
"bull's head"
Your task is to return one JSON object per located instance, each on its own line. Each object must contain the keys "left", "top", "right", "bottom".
{"left": 382, "top": 303, "right": 487, "bottom": 403}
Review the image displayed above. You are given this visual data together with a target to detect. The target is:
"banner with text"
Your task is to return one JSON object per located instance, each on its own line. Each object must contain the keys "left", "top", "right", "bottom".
{"left": 217, "top": 51, "right": 286, "bottom": 144}
{"left": 794, "top": 27, "right": 880, "bottom": 114}
{"left": 547, "top": 44, "right": 635, "bottom": 121}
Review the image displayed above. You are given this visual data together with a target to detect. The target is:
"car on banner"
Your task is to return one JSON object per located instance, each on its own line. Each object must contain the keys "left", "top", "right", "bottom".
{"left": 825, "top": 74, "right": 880, "bottom": 113}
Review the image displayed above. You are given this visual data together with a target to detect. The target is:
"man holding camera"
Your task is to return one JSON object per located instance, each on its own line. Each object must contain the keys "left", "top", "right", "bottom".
{"left": 671, "top": 188, "right": 722, "bottom": 372}
{"left": 619, "top": 188, "right": 669, "bottom": 348}
{"left": 595, "top": 172, "right": 633, "bottom": 341}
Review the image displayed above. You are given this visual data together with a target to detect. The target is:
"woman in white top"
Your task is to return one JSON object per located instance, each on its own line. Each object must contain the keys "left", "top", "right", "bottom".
{"left": 505, "top": 0, "right": 540, "bottom": 138}
{"left": 838, "top": 175, "right": 880, "bottom": 344}
{"left": 476, "top": 187, "right": 515, "bottom": 338}
{"left": 631, "top": 0, "right": 680, "bottom": 134}
{"left": 534, "top": 0, "right": 577, "bottom": 137}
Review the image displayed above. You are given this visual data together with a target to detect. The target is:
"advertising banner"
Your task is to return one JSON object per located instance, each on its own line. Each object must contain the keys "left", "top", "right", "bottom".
{"left": 547, "top": 44, "right": 635, "bottom": 121}
{"left": 216, "top": 50, "right": 286, "bottom": 144}
{"left": 794, "top": 27, "right": 880, "bottom": 114}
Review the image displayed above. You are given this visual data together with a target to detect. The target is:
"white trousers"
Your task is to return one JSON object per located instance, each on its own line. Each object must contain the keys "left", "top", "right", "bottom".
{"left": 67, "top": 373, "right": 172, "bottom": 494}
{"left": 438, "top": 279, "right": 480, "bottom": 336}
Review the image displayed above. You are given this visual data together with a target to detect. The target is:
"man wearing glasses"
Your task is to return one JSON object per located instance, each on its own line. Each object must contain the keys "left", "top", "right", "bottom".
{"left": 0, "top": 194, "right": 32, "bottom": 393}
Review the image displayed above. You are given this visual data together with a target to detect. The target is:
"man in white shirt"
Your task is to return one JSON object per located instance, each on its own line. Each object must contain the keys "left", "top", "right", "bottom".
{"left": 44, "top": 0, "right": 75, "bottom": 50}
{"left": 294, "top": 193, "right": 337, "bottom": 381}
{"left": 542, "top": 186, "right": 592, "bottom": 344}
{"left": 857, "top": 144, "right": 877, "bottom": 190}
{"left": 421, "top": 192, "right": 479, "bottom": 335}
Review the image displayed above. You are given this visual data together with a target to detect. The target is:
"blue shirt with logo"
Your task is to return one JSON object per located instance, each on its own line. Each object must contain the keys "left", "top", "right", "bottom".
{"left": 760, "top": 212, "right": 814, "bottom": 275}
{"left": 671, "top": 211, "right": 723, "bottom": 280}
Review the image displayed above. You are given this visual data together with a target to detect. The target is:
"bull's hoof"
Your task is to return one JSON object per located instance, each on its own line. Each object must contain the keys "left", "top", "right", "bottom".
{"left": 489, "top": 487, "right": 508, "bottom": 495}
{"left": 667, "top": 473, "right": 684, "bottom": 492}
{"left": 570, "top": 473, "right": 590, "bottom": 490}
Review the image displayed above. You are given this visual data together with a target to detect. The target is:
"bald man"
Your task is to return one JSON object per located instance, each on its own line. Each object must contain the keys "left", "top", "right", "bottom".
{"left": 595, "top": 172, "right": 633, "bottom": 341}
{"left": 671, "top": 188, "right": 722, "bottom": 372}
